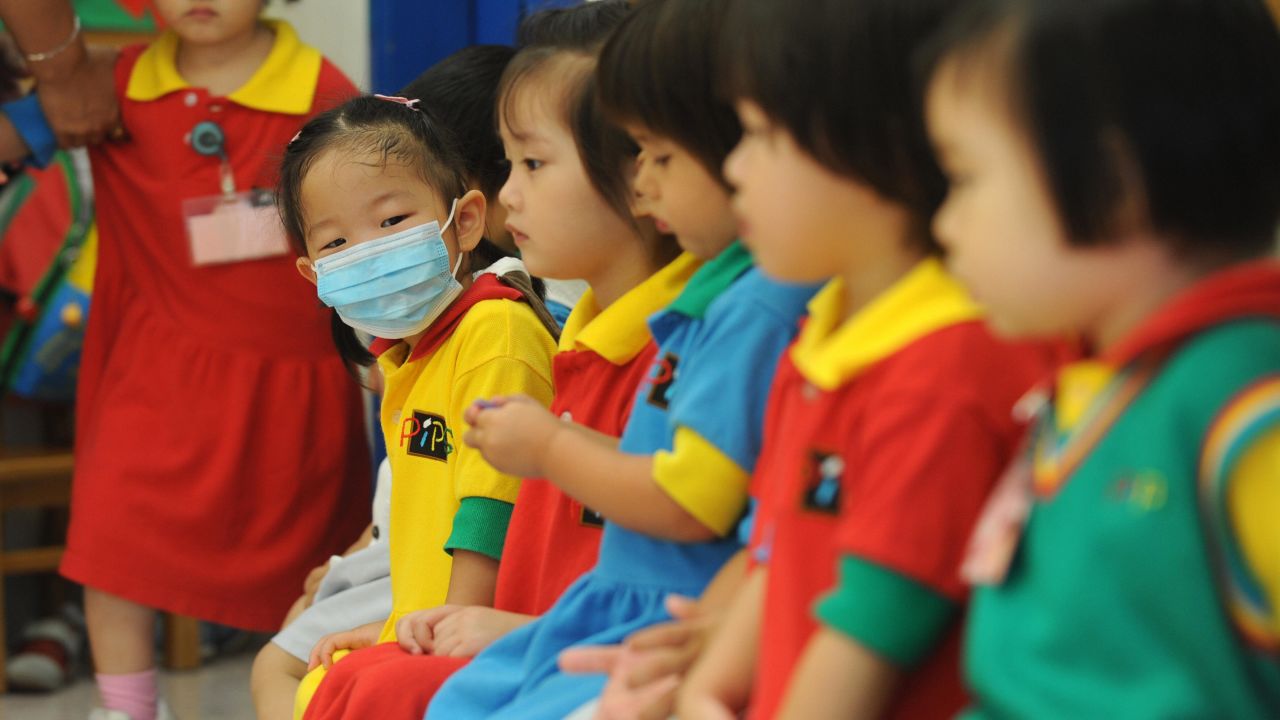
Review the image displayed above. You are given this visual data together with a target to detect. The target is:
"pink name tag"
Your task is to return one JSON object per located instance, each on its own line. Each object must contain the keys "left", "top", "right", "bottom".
{"left": 183, "top": 190, "right": 289, "bottom": 266}
{"left": 961, "top": 455, "right": 1033, "bottom": 586}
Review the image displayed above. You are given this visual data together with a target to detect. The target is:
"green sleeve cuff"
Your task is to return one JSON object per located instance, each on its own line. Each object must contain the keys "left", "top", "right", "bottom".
{"left": 815, "top": 554, "right": 957, "bottom": 667}
{"left": 444, "top": 497, "right": 514, "bottom": 561}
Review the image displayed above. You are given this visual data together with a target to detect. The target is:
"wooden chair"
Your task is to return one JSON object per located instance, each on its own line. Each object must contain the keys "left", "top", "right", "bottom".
{"left": 0, "top": 448, "right": 203, "bottom": 692}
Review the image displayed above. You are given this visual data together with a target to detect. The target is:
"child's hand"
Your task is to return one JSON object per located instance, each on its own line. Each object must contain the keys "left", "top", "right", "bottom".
{"left": 306, "top": 621, "right": 383, "bottom": 671}
{"left": 568, "top": 647, "right": 682, "bottom": 720}
{"left": 430, "top": 607, "right": 532, "bottom": 658}
{"left": 394, "top": 605, "right": 460, "bottom": 655}
{"left": 559, "top": 595, "right": 711, "bottom": 720}
{"left": 464, "top": 394, "right": 563, "bottom": 478}
{"left": 621, "top": 595, "right": 717, "bottom": 684}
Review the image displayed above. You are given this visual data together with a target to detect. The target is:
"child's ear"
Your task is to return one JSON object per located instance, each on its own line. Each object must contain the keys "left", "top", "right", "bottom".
{"left": 296, "top": 257, "right": 317, "bottom": 286}
{"left": 452, "top": 188, "right": 488, "bottom": 253}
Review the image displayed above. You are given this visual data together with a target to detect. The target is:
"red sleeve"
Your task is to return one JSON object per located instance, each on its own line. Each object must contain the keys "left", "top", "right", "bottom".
{"left": 310, "top": 58, "right": 359, "bottom": 115}
{"left": 839, "top": 389, "right": 1007, "bottom": 601}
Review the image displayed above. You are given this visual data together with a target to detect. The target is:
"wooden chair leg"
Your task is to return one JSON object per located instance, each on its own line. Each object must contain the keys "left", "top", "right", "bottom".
{"left": 163, "top": 614, "right": 201, "bottom": 671}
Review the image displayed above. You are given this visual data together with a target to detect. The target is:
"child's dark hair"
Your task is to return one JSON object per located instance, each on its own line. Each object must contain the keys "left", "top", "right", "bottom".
{"left": 723, "top": 0, "right": 952, "bottom": 254}
{"left": 923, "top": 0, "right": 1280, "bottom": 258}
{"left": 499, "top": 1, "right": 640, "bottom": 230}
{"left": 596, "top": 0, "right": 740, "bottom": 187}
{"left": 515, "top": 0, "right": 631, "bottom": 48}
{"left": 277, "top": 96, "right": 553, "bottom": 376}
{"left": 400, "top": 45, "right": 516, "bottom": 201}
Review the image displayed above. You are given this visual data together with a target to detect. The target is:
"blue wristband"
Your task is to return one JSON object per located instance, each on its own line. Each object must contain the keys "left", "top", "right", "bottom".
{"left": 1, "top": 95, "right": 57, "bottom": 169}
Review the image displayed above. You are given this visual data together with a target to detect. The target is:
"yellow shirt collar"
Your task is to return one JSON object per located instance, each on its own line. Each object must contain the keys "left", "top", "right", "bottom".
{"left": 126, "top": 19, "right": 322, "bottom": 115}
{"left": 792, "top": 258, "right": 984, "bottom": 390}
{"left": 559, "top": 253, "right": 702, "bottom": 364}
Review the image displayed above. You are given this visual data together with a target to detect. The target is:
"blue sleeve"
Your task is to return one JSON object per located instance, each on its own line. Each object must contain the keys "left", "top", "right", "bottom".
{"left": 1, "top": 95, "right": 57, "bottom": 169}
{"left": 667, "top": 269, "right": 816, "bottom": 473}
{"left": 736, "top": 497, "right": 758, "bottom": 546}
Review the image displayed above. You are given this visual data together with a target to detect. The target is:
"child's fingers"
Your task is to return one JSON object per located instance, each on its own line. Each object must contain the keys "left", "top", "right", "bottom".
{"left": 466, "top": 397, "right": 508, "bottom": 424}
{"left": 627, "top": 620, "right": 693, "bottom": 651}
{"left": 411, "top": 617, "right": 435, "bottom": 654}
{"left": 426, "top": 604, "right": 467, "bottom": 628}
{"left": 664, "top": 594, "right": 699, "bottom": 620}
{"left": 463, "top": 427, "right": 485, "bottom": 449}
{"left": 626, "top": 648, "right": 689, "bottom": 689}
{"left": 559, "top": 645, "right": 624, "bottom": 674}
{"left": 634, "top": 675, "right": 682, "bottom": 720}
{"left": 398, "top": 636, "right": 421, "bottom": 655}
{"left": 307, "top": 634, "right": 337, "bottom": 671}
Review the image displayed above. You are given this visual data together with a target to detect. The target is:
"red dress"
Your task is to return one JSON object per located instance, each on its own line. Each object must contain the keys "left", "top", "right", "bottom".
{"left": 59, "top": 26, "right": 369, "bottom": 631}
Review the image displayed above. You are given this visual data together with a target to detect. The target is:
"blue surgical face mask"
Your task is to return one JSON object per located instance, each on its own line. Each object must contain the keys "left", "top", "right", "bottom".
{"left": 313, "top": 199, "right": 463, "bottom": 339}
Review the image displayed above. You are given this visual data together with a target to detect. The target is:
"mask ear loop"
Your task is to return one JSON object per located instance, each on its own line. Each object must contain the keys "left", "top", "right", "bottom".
{"left": 440, "top": 198, "right": 465, "bottom": 277}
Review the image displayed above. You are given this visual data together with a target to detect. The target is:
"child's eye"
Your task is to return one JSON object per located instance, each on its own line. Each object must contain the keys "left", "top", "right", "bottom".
{"left": 380, "top": 215, "right": 408, "bottom": 229}
{"left": 523, "top": 158, "right": 543, "bottom": 172}
{"left": 654, "top": 154, "right": 672, "bottom": 168}
{"left": 322, "top": 237, "right": 347, "bottom": 251}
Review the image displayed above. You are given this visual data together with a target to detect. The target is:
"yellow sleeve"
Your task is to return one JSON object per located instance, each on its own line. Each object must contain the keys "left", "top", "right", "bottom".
{"left": 1227, "top": 425, "right": 1280, "bottom": 641}
{"left": 450, "top": 302, "right": 556, "bottom": 505}
{"left": 653, "top": 427, "right": 751, "bottom": 537}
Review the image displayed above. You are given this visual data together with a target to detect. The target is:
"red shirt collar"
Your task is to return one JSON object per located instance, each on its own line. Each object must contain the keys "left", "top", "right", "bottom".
{"left": 369, "top": 274, "right": 524, "bottom": 362}
{"left": 1103, "top": 260, "right": 1280, "bottom": 366}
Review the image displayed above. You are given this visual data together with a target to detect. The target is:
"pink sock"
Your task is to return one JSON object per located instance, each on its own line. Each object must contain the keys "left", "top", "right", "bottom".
{"left": 96, "top": 668, "right": 158, "bottom": 720}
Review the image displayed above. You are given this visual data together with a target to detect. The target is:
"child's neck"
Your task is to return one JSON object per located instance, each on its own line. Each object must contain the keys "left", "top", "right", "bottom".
{"left": 175, "top": 21, "right": 275, "bottom": 98}
{"left": 835, "top": 207, "right": 924, "bottom": 322}
{"left": 1087, "top": 251, "right": 1207, "bottom": 355}
{"left": 585, "top": 237, "right": 659, "bottom": 310}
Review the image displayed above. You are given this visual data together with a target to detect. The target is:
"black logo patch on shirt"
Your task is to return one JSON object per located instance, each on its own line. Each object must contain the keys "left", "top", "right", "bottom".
{"left": 579, "top": 505, "right": 605, "bottom": 528}
{"left": 646, "top": 352, "right": 680, "bottom": 409}
{"left": 401, "top": 411, "right": 453, "bottom": 462}
{"left": 801, "top": 450, "right": 844, "bottom": 514}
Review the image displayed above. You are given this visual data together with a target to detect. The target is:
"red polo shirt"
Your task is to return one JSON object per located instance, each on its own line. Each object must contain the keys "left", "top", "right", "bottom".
{"left": 749, "top": 260, "right": 1055, "bottom": 719}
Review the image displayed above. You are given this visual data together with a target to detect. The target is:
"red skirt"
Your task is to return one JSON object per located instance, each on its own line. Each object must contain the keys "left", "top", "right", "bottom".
{"left": 60, "top": 267, "right": 370, "bottom": 631}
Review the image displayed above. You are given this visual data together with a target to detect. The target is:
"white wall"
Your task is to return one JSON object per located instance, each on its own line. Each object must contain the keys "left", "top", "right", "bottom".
{"left": 266, "top": 0, "right": 371, "bottom": 90}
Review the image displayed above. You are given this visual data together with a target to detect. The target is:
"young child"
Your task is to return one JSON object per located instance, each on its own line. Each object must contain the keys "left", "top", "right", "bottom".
{"left": 552, "top": 3, "right": 769, "bottom": 718}
{"left": 250, "top": 43, "right": 527, "bottom": 720}
{"left": 922, "top": 0, "right": 1280, "bottom": 716}
{"left": 6, "top": 3, "right": 370, "bottom": 719}
{"left": 428, "top": 9, "right": 819, "bottom": 720}
{"left": 277, "top": 94, "right": 557, "bottom": 717}
{"left": 292, "top": 10, "right": 698, "bottom": 718}
{"left": 678, "top": 0, "right": 1058, "bottom": 717}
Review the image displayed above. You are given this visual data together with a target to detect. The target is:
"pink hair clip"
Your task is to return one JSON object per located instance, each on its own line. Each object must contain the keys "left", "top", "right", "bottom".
{"left": 288, "top": 130, "right": 302, "bottom": 147}
{"left": 373, "top": 94, "right": 422, "bottom": 110}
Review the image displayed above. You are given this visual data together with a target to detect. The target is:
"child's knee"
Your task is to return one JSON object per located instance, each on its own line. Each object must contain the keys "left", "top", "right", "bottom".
{"left": 252, "top": 642, "right": 307, "bottom": 692}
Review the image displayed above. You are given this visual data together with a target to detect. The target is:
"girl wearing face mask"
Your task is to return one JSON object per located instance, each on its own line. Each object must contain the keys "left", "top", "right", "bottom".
{"left": 278, "top": 93, "right": 557, "bottom": 717}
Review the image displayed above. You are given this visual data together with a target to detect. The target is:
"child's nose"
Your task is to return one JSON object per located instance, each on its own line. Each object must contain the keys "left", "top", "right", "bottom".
{"left": 634, "top": 161, "right": 659, "bottom": 201}
{"left": 498, "top": 174, "right": 519, "bottom": 211}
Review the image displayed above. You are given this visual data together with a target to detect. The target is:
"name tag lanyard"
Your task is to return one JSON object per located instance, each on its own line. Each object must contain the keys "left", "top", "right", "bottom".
{"left": 190, "top": 120, "right": 237, "bottom": 201}
{"left": 181, "top": 120, "right": 291, "bottom": 266}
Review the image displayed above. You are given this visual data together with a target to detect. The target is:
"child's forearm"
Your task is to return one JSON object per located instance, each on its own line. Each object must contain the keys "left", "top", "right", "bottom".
{"left": 776, "top": 629, "right": 901, "bottom": 720}
{"left": 444, "top": 549, "right": 500, "bottom": 606}
{"left": 542, "top": 422, "right": 715, "bottom": 541}
{"left": 680, "top": 565, "right": 765, "bottom": 715}
{"left": 697, "top": 550, "right": 749, "bottom": 614}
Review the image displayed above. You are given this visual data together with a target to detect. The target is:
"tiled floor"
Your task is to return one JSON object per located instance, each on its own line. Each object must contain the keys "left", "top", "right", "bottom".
{"left": 0, "top": 652, "right": 258, "bottom": 720}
